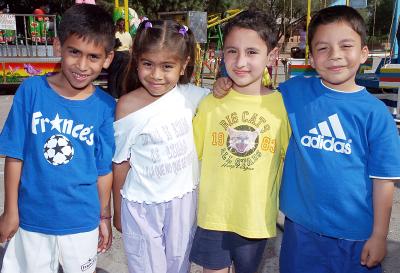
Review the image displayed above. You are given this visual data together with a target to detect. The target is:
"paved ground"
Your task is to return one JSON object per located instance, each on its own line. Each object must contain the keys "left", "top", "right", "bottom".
{"left": 0, "top": 93, "right": 399, "bottom": 273}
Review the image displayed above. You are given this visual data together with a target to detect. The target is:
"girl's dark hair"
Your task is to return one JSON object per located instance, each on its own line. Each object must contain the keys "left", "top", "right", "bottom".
{"left": 308, "top": 5, "right": 367, "bottom": 52}
{"left": 123, "top": 20, "right": 196, "bottom": 93}
{"left": 58, "top": 4, "right": 115, "bottom": 53}
{"left": 223, "top": 10, "right": 278, "bottom": 52}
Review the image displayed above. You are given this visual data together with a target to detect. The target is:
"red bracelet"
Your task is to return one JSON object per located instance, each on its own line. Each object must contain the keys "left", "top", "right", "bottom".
{"left": 100, "top": 215, "right": 112, "bottom": 220}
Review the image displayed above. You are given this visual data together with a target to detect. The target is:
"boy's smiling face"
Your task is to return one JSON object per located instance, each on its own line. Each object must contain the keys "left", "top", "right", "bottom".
{"left": 223, "top": 27, "right": 277, "bottom": 95}
{"left": 53, "top": 34, "right": 114, "bottom": 96}
{"left": 310, "top": 21, "right": 368, "bottom": 91}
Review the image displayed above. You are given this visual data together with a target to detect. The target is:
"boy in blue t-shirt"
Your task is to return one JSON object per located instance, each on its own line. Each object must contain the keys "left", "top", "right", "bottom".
{"left": 0, "top": 4, "right": 115, "bottom": 273}
{"left": 278, "top": 6, "right": 400, "bottom": 273}
{"left": 214, "top": 5, "right": 400, "bottom": 273}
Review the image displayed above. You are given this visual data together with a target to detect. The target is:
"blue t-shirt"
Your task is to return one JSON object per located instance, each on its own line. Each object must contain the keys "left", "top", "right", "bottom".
{"left": 279, "top": 76, "right": 400, "bottom": 240}
{"left": 0, "top": 76, "right": 115, "bottom": 235}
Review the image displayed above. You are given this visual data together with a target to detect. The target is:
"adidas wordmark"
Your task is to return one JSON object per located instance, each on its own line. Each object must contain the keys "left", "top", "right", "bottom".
{"left": 300, "top": 114, "right": 352, "bottom": 155}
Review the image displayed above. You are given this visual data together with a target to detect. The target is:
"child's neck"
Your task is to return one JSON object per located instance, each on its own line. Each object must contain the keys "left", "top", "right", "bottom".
{"left": 321, "top": 79, "right": 361, "bottom": 93}
{"left": 48, "top": 73, "right": 95, "bottom": 100}
{"left": 232, "top": 83, "right": 273, "bottom": 96}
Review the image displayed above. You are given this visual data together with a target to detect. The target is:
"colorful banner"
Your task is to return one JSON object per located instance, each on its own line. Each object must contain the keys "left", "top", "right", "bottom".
{"left": 4, "top": 62, "right": 60, "bottom": 83}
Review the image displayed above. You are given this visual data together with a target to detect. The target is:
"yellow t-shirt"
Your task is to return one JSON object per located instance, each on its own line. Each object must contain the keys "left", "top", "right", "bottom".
{"left": 193, "top": 89, "right": 291, "bottom": 238}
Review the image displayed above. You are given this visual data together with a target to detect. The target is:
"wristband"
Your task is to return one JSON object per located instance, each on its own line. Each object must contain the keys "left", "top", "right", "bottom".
{"left": 100, "top": 215, "right": 112, "bottom": 220}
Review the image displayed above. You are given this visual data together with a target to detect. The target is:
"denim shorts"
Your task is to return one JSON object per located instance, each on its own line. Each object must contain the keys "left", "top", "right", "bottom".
{"left": 189, "top": 227, "right": 267, "bottom": 273}
{"left": 280, "top": 217, "right": 382, "bottom": 273}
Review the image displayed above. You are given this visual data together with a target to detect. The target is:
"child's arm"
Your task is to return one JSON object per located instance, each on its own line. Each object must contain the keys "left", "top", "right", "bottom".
{"left": 213, "top": 77, "right": 232, "bottom": 98}
{"left": 361, "top": 179, "right": 394, "bottom": 268}
{"left": 97, "top": 172, "right": 113, "bottom": 253}
{"left": 0, "top": 157, "right": 22, "bottom": 243}
{"left": 112, "top": 161, "right": 130, "bottom": 232}
{"left": 111, "top": 94, "right": 135, "bottom": 232}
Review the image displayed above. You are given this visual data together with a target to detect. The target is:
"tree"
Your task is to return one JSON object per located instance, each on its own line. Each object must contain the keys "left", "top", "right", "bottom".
{"left": 233, "top": 0, "right": 312, "bottom": 42}
{"left": 367, "top": 0, "right": 394, "bottom": 40}
{"left": 130, "top": 0, "right": 205, "bottom": 18}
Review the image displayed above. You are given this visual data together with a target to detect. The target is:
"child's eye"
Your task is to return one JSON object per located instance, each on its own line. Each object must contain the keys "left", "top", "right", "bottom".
{"left": 225, "top": 49, "right": 237, "bottom": 54}
{"left": 89, "top": 54, "right": 100, "bottom": 61}
{"left": 247, "top": 50, "right": 258, "bottom": 55}
{"left": 316, "top": 47, "right": 327, "bottom": 52}
{"left": 163, "top": 64, "right": 174, "bottom": 70}
{"left": 69, "top": 49, "right": 80, "bottom": 56}
{"left": 141, "top": 62, "right": 152, "bottom": 67}
{"left": 342, "top": 44, "right": 353, "bottom": 48}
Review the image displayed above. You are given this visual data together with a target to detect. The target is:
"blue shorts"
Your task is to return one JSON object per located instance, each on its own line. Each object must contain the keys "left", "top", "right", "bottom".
{"left": 189, "top": 227, "right": 267, "bottom": 273}
{"left": 280, "top": 218, "right": 382, "bottom": 273}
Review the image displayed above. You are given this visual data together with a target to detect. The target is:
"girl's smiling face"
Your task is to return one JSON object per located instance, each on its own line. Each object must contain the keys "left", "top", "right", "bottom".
{"left": 137, "top": 49, "right": 188, "bottom": 97}
{"left": 223, "top": 27, "right": 277, "bottom": 95}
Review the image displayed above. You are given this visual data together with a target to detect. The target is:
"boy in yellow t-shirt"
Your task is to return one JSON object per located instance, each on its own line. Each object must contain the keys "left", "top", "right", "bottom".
{"left": 189, "top": 10, "right": 291, "bottom": 273}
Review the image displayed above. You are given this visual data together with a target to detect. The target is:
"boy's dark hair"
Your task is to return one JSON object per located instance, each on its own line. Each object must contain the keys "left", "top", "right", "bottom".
{"left": 124, "top": 20, "right": 196, "bottom": 93}
{"left": 58, "top": 4, "right": 115, "bottom": 53}
{"left": 223, "top": 10, "right": 278, "bottom": 52}
{"left": 308, "top": 5, "right": 367, "bottom": 52}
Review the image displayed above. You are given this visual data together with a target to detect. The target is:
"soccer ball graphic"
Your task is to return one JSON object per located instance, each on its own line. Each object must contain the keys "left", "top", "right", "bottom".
{"left": 43, "top": 134, "right": 74, "bottom": 166}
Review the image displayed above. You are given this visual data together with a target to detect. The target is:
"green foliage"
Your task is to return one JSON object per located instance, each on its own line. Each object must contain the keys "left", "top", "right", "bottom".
{"left": 206, "top": 0, "right": 232, "bottom": 14}
{"left": 130, "top": 0, "right": 205, "bottom": 19}
{"left": 367, "top": 0, "right": 394, "bottom": 38}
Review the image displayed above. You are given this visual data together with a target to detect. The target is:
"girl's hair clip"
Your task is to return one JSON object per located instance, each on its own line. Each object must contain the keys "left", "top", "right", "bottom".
{"left": 178, "top": 25, "right": 188, "bottom": 36}
{"left": 144, "top": 21, "right": 152, "bottom": 29}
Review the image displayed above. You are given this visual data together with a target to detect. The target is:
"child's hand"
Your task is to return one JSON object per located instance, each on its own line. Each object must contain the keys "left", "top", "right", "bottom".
{"left": 113, "top": 211, "right": 122, "bottom": 233}
{"left": 0, "top": 211, "right": 19, "bottom": 243}
{"left": 360, "top": 234, "right": 387, "bottom": 268}
{"left": 213, "top": 77, "right": 232, "bottom": 98}
{"left": 98, "top": 218, "right": 112, "bottom": 253}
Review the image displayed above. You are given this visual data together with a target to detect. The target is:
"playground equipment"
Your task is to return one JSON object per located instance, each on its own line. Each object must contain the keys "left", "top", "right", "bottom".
{"left": 157, "top": 11, "right": 208, "bottom": 86}
{"left": 158, "top": 11, "right": 207, "bottom": 44}
{"left": 356, "top": 0, "right": 400, "bottom": 122}
{"left": 113, "top": 5, "right": 141, "bottom": 35}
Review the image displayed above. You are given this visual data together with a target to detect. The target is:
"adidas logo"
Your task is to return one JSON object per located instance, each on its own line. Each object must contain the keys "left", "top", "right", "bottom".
{"left": 300, "top": 114, "right": 352, "bottom": 154}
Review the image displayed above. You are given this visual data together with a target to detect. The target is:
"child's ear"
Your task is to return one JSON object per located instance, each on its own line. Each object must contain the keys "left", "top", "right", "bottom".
{"left": 309, "top": 53, "right": 315, "bottom": 69}
{"left": 53, "top": 37, "right": 62, "bottom": 57}
{"left": 360, "top": 45, "right": 369, "bottom": 64}
{"left": 266, "top": 47, "right": 279, "bottom": 67}
{"left": 102, "top": 51, "right": 115, "bottom": 69}
{"left": 180, "top": 56, "right": 190, "bottom": 75}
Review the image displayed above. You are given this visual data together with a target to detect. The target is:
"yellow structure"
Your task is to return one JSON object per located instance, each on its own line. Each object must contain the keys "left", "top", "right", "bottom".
{"left": 114, "top": 0, "right": 129, "bottom": 32}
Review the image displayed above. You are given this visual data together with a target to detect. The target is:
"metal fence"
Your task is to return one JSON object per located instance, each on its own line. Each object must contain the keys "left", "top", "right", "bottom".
{"left": 0, "top": 14, "right": 58, "bottom": 57}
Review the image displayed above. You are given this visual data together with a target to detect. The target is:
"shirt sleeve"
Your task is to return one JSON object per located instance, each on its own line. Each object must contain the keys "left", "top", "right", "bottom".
{"left": 280, "top": 110, "right": 292, "bottom": 156}
{"left": 367, "top": 106, "right": 400, "bottom": 179}
{"left": 95, "top": 102, "right": 116, "bottom": 176}
{"left": 184, "top": 84, "right": 210, "bottom": 112}
{"left": 0, "top": 85, "right": 30, "bottom": 160}
{"left": 113, "top": 117, "right": 134, "bottom": 163}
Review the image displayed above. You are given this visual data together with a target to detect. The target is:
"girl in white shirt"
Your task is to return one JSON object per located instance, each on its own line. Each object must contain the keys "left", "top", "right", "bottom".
{"left": 112, "top": 20, "right": 208, "bottom": 273}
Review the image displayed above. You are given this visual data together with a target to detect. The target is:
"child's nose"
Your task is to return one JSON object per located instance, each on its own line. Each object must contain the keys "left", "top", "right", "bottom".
{"left": 329, "top": 47, "right": 342, "bottom": 60}
{"left": 235, "top": 53, "right": 247, "bottom": 68}
{"left": 77, "top": 57, "right": 88, "bottom": 71}
{"left": 151, "top": 67, "right": 163, "bottom": 79}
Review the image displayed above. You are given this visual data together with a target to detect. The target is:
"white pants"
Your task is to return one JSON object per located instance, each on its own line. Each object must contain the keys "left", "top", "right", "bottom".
{"left": 122, "top": 190, "right": 197, "bottom": 273}
{"left": 1, "top": 227, "right": 99, "bottom": 273}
